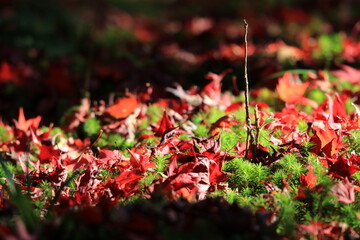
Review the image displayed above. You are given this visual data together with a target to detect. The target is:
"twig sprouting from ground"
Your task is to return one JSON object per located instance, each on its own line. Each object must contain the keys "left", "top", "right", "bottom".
{"left": 243, "top": 19, "right": 254, "bottom": 159}
{"left": 253, "top": 104, "right": 260, "bottom": 159}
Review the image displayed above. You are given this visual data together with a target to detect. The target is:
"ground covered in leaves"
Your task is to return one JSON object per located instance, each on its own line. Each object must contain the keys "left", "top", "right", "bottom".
{"left": 1, "top": 1, "right": 360, "bottom": 239}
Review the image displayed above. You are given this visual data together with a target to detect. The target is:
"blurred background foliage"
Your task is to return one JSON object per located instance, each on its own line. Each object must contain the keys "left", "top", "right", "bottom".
{"left": 0, "top": 0, "right": 360, "bottom": 124}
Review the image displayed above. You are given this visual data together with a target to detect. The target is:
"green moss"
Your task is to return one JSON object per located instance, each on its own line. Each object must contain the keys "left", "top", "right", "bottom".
{"left": 220, "top": 131, "right": 240, "bottom": 152}
{"left": 271, "top": 154, "right": 304, "bottom": 186}
{"left": 83, "top": 117, "right": 101, "bottom": 138}
{"left": 272, "top": 169, "right": 288, "bottom": 188}
{"left": 152, "top": 154, "right": 171, "bottom": 174}
{"left": 275, "top": 192, "right": 298, "bottom": 238}
{"left": 95, "top": 133, "right": 135, "bottom": 150}
{"left": 194, "top": 124, "right": 209, "bottom": 137}
{"left": 346, "top": 130, "right": 360, "bottom": 155}
{"left": 207, "top": 107, "right": 227, "bottom": 124}
{"left": 224, "top": 158, "right": 270, "bottom": 194}
{"left": 0, "top": 126, "right": 10, "bottom": 142}
{"left": 308, "top": 89, "right": 326, "bottom": 105}
{"left": 297, "top": 120, "right": 308, "bottom": 133}
{"left": 312, "top": 33, "right": 343, "bottom": 66}
{"left": 338, "top": 203, "right": 360, "bottom": 230}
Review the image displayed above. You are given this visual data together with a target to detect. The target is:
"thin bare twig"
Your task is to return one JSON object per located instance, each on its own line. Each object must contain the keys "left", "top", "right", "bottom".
{"left": 253, "top": 104, "right": 260, "bottom": 161}
{"left": 243, "top": 19, "right": 254, "bottom": 158}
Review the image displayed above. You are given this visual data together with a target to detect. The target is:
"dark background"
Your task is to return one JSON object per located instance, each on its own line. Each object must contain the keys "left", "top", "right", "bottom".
{"left": 1, "top": 0, "right": 359, "bottom": 124}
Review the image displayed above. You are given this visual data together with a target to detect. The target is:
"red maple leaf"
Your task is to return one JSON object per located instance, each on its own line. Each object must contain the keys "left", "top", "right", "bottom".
{"left": 154, "top": 111, "right": 174, "bottom": 137}
{"left": 66, "top": 98, "right": 91, "bottom": 130}
{"left": 97, "top": 148, "right": 123, "bottom": 166}
{"left": 105, "top": 93, "right": 138, "bottom": 119}
{"left": 327, "top": 155, "right": 360, "bottom": 179}
{"left": 188, "top": 17, "right": 214, "bottom": 35}
{"left": 332, "top": 93, "right": 348, "bottom": 121}
{"left": 224, "top": 102, "right": 243, "bottom": 112}
{"left": 106, "top": 170, "right": 143, "bottom": 197}
{"left": 298, "top": 221, "right": 329, "bottom": 237}
{"left": 259, "top": 180, "right": 280, "bottom": 194}
{"left": 245, "top": 144, "right": 282, "bottom": 165}
{"left": 24, "top": 161, "right": 67, "bottom": 188}
{"left": 310, "top": 123, "right": 345, "bottom": 157}
{"left": 208, "top": 115, "right": 239, "bottom": 136}
{"left": 7, "top": 130, "right": 28, "bottom": 155}
{"left": 155, "top": 99, "right": 191, "bottom": 115}
{"left": 274, "top": 104, "right": 311, "bottom": 126}
{"left": 341, "top": 37, "right": 360, "bottom": 62}
{"left": 151, "top": 146, "right": 229, "bottom": 201}
{"left": 202, "top": 72, "right": 224, "bottom": 102}
{"left": 300, "top": 166, "right": 317, "bottom": 188}
{"left": 209, "top": 159, "right": 228, "bottom": 189}
{"left": 347, "top": 103, "right": 360, "bottom": 130}
{"left": 202, "top": 70, "right": 232, "bottom": 105}
{"left": 331, "top": 178, "right": 355, "bottom": 204}
{"left": 41, "top": 164, "right": 68, "bottom": 188}
{"left": 298, "top": 220, "right": 357, "bottom": 239}
{"left": 13, "top": 108, "right": 41, "bottom": 133}
{"left": 153, "top": 173, "right": 198, "bottom": 201}
{"left": 295, "top": 166, "right": 325, "bottom": 199}
{"left": 193, "top": 136, "right": 221, "bottom": 153}
{"left": 37, "top": 143, "right": 60, "bottom": 164}
{"left": 318, "top": 94, "right": 348, "bottom": 129}
{"left": 155, "top": 137, "right": 192, "bottom": 156}
{"left": 128, "top": 149, "right": 156, "bottom": 173}
{"left": 63, "top": 154, "right": 93, "bottom": 172}
{"left": 138, "top": 133, "right": 158, "bottom": 143}
{"left": 332, "top": 64, "right": 360, "bottom": 84}
{"left": 276, "top": 72, "right": 309, "bottom": 103}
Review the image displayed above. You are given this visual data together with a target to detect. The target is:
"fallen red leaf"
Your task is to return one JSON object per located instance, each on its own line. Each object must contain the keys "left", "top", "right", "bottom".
{"left": 300, "top": 166, "right": 317, "bottom": 189}
{"left": 298, "top": 220, "right": 357, "bottom": 239}
{"left": 38, "top": 144, "right": 60, "bottom": 164}
{"left": 155, "top": 99, "right": 190, "bottom": 115}
{"left": 202, "top": 70, "right": 231, "bottom": 104}
{"left": 105, "top": 94, "right": 138, "bottom": 119}
{"left": 331, "top": 178, "right": 355, "bottom": 204}
{"left": 13, "top": 107, "right": 41, "bottom": 133}
{"left": 209, "top": 159, "right": 228, "bottom": 189}
{"left": 332, "top": 93, "right": 347, "bottom": 121}
{"left": 327, "top": 155, "right": 360, "bottom": 179}
{"left": 154, "top": 111, "right": 174, "bottom": 137}
{"left": 128, "top": 149, "right": 156, "bottom": 173}
{"left": 209, "top": 115, "right": 239, "bottom": 136}
{"left": 298, "top": 221, "right": 331, "bottom": 238}
{"left": 332, "top": 64, "right": 360, "bottom": 84}
{"left": 106, "top": 170, "right": 143, "bottom": 197}
{"left": 193, "top": 135, "right": 221, "bottom": 153}
{"left": 310, "top": 122, "right": 345, "bottom": 157}
{"left": 97, "top": 148, "right": 123, "bottom": 166}
{"left": 276, "top": 72, "right": 310, "bottom": 103}
{"left": 259, "top": 180, "right": 280, "bottom": 194}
